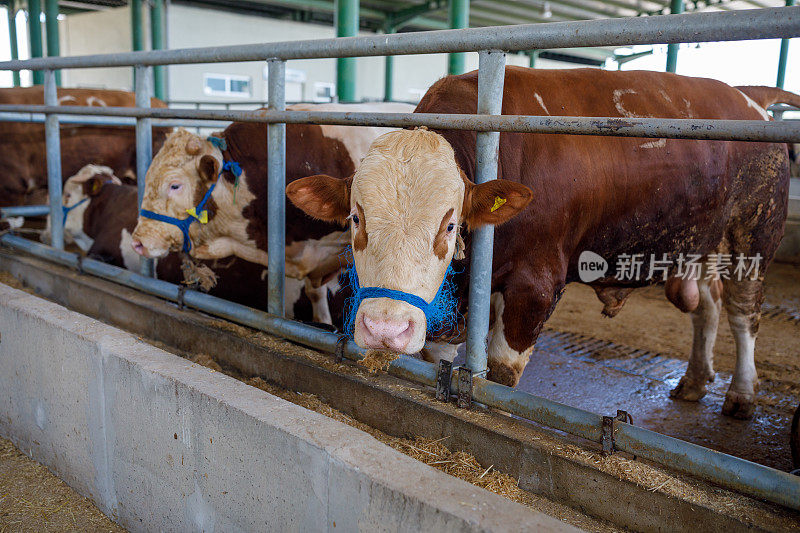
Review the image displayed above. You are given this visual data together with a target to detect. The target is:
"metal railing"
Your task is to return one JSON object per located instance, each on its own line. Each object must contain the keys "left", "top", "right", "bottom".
{"left": 0, "top": 6, "right": 799, "bottom": 513}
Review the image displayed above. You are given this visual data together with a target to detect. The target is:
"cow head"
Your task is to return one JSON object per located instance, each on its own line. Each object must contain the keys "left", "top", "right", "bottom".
{"left": 41, "top": 164, "right": 120, "bottom": 250}
{"left": 131, "top": 128, "right": 223, "bottom": 258}
{"left": 287, "top": 128, "right": 532, "bottom": 354}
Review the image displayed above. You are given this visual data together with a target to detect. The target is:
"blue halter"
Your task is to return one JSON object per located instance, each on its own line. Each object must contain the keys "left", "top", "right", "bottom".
{"left": 62, "top": 197, "right": 88, "bottom": 225}
{"left": 140, "top": 158, "right": 242, "bottom": 254}
{"left": 342, "top": 250, "right": 460, "bottom": 338}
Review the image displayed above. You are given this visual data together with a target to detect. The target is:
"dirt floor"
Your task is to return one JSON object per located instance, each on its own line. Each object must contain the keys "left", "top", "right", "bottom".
{"left": 531, "top": 261, "right": 800, "bottom": 471}
{"left": 0, "top": 436, "right": 125, "bottom": 532}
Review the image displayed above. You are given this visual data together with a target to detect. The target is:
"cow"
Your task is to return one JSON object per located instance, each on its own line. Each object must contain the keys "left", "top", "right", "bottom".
{"left": 130, "top": 102, "right": 414, "bottom": 319}
{"left": 44, "top": 165, "right": 328, "bottom": 321}
{"left": 286, "top": 67, "right": 791, "bottom": 420}
{"left": 0, "top": 87, "right": 168, "bottom": 207}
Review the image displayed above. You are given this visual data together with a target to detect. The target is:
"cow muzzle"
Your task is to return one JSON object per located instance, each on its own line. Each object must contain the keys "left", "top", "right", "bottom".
{"left": 354, "top": 299, "right": 426, "bottom": 354}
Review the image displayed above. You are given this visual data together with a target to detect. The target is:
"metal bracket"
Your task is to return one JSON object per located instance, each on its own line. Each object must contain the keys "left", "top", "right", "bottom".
{"left": 334, "top": 335, "right": 348, "bottom": 363}
{"left": 456, "top": 366, "right": 473, "bottom": 409}
{"left": 177, "top": 285, "right": 187, "bottom": 310}
{"left": 602, "top": 409, "right": 632, "bottom": 456}
{"left": 435, "top": 360, "right": 452, "bottom": 401}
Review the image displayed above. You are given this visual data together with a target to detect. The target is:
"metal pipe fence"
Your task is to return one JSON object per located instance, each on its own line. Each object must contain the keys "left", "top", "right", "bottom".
{"left": 1, "top": 6, "right": 800, "bottom": 513}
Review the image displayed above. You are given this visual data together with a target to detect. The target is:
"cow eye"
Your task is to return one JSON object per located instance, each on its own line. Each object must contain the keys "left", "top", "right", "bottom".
{"left": 170, "top": 183, "right": 182, "bottom": 191}
{"left": 447, "top": 223, "right": 455, "bottom": 232}
{"left": 352, "top": 214, "right": 360, "bottom": 226}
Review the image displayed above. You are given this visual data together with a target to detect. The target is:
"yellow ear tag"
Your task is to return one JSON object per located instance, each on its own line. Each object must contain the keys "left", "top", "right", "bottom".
{"left": 186, "top": 207, "right": 209, "bottom": 224}
{"left": 490, "top": 196, "right": 507, "bottom": 213}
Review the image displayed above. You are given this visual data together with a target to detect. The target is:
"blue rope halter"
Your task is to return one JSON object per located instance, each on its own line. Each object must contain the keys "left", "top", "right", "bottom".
{"left": 342, "top": 249, "right": 459, "bottom": 338}
{"left": 139, "top": 137, "right": 242, "bottom": 253}
{"left": 62, "top": 197, "right": 88, "bottom": 225}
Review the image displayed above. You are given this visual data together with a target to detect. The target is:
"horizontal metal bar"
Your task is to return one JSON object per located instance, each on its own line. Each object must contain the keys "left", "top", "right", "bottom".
{"left": 0, "top": 105, "right": 798, "bottom": 142}
{"left": 1, "top": 205, "right": 50, "bottom": 217}
{"left": 2, "top": 232, "right": 800, "bottom": 512}
{"left": 0, "top": 8, "right": 796, "bottom": 70}
{"left": 0, "top": 111, "right": 230, "bottom": 128}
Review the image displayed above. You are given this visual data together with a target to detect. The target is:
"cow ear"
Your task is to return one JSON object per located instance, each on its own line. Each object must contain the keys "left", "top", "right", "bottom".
{"left": 463, "top": 178, "right": 532, "bottom": 229}
{"left": 286, "top": 174, "right": 351, "bottom": 225}
{"left": 198, "top": 155, "right": 220, "bottom": 182}
{"left": 82, "top": 176, "right": 105, "bottom": 197}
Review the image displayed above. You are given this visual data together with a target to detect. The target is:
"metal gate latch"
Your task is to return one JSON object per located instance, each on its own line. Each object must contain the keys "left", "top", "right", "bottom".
{"left": 435, "top": 360, "right": 452, "bottom": 401}
{"left": 456, "top": 366, "right": 473, "bottom": 409}
{"left": 602, "top": 409, "right": 631, "bottom": 456}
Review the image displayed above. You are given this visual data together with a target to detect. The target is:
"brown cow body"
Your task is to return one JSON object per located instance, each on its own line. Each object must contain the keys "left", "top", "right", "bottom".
{"left": 0, "top": 87, "right": 168, "bottom": 207}
{"left": 416, "top": 68, "right": 790, "bottom": 418}
{"left": 289, "top": 68, "right": 790, "bottom": 420}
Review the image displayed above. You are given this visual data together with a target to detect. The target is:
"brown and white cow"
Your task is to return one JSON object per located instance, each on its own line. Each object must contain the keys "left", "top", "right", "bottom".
{"left": 288, "top": 67, "right": 791, "bottom": 419}
{"left": 0, "top": 87, "right": 168, "bottom": 207}
{"left": 45, "top": 165, "right": 329, "bottom": 321}
{"left": 130, "top": 102, "right": 414, "bottom": 317}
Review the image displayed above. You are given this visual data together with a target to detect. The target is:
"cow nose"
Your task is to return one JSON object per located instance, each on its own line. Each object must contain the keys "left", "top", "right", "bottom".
{"left": 361, "top": 314, "right": 415, "bottom": 352}
{"left": 131, "top": 239, "right": 146, "bottom": 257}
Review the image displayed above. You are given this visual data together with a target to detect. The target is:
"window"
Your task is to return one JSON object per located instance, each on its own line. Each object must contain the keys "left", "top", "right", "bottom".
{"left": 203, "top": 74, "right": 252, "bottom": 97}
{"left": 313, "top": 82, "right": 335, "bottom": 103}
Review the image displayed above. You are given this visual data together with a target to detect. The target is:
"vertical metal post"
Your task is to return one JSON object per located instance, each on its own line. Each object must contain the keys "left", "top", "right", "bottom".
{"left": 528, "top": 50, "right": 539, "bottom": 69}
{"left": 7, "top": 1, "right": 20, "bottom": 87}
{"left": 447, "top": 0, "right": 469, "bottom": 75}
{"left": 150, "top": 0, "right": 166, "bottom": 100}
{"left": 335, "top": 0, "right": 358, "bottom": 103}
{"left": 44, "top": 0, "right": 59, "bottom": 85}
{"left": 665, "top": 0, "right": 684, "bottom": 73}
{"left": 44, "top": 70, "right": 63, "bottom": 249}
{"left": 28, "top": 0, "right": 43, "bottom": 85}
{"left": 464, "top": 50, "right": 506, "bottom": 376}
{"left": 383, "top": 24, "right": 395, "bottom": 102}
{"left": 777, "top": 0, "right": 796, "bottom": 89}
{"left": 267, "top": 59, "right": 286, "bottom": 316}
{"left": 131, "top": 0, "right": 143, "bottom": 89}
{"left": 135, "top": 65, "right": 155, "bottom": 278}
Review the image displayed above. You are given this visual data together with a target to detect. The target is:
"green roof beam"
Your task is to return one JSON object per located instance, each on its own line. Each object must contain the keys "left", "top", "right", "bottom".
{"left": 387, "top": 0, "right": 446, "bottom": 29}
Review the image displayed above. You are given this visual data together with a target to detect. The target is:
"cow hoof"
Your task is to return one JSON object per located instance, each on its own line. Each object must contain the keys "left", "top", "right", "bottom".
{"left": 669, "top": 376, "right": 708, "bottom": 402}
{"left": 722, "top": 392, "right": 755, "bottom": 420}
{"left": 487, "top": 360, "right": 522, "bottom": 388}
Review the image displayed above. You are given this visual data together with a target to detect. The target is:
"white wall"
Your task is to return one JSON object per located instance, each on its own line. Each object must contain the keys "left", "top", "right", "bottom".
{"left": 60, "top": 6, "right": 149, "bottom": 90}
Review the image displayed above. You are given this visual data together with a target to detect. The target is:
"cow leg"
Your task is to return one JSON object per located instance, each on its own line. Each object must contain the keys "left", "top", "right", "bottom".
{"left": 486, "top": 291, "right": 538, "bottom": 387}
{"left": 670, "top": 276, "right": 721, "bottom": 401}
{"left": 304, "top": 278, "right": 332, "bottom": 325}
{"left": 420, "top": 341, "right": 459, "bottom": 364}
{"left": 721, "top": 278, "right": 763, "bottom": 419}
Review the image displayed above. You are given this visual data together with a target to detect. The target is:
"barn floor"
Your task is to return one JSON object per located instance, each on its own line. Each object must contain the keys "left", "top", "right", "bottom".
{"left": 474, "top": 263, "right": 800, "bottom": 472}
{"left": 0, "top": 436, "right": 125, "bottom": 532}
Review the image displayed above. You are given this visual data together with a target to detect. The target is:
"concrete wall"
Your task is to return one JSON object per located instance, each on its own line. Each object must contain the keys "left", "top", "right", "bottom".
{"left": 58, "top": 4, "right": 592, "bottom": 103}
{"left": 59, "top": 6, "right": 147, "bottom": 91}
{"left": 0, "top": 283, "right": 572, "bottom": 532}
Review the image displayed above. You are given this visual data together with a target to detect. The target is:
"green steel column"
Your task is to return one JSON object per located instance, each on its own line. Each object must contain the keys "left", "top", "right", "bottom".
{"left": 28, "top": 0, "right": 43, "bottom": 85}
{"left": 447, "top": 0, "right": 468, "bottom": 75}
{"left": 7, "top": 0, "right": 20, "bottom": 86}
{"left": 151, "top": 0, "right": 165, "bottom": 100}
{"left": 131, "top": 0, "right": 143, "bottom": 90}
{"left": 528, "top": 50, "right": 540, "bottom": 69}
{"left": 665, "top": 0, "right": 684, "bottom": 73}
{"left": 383, "top": 24, "right": 395, "bottom": 102}
{"left": 44, "top": 0, "right": 59, "bottom": 85}
{"left": 777, "top": 0, "right": 796, "bottom": 89}
{"left": 335, "top": 0, "right": 358, "bottom": 102}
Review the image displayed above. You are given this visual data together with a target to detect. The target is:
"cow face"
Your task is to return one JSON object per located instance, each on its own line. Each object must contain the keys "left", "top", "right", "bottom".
{"left": 42, "top": 164, "right": 119, "bottom": 250}
{"left": 287, "top": 128, "right": 532, "bottom": 354}
{"left": 131, "top": 129, "right": 222, "bottom": 258}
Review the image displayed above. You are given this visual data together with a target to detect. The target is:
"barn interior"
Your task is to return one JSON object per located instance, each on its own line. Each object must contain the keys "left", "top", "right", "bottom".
{"left": 0, "top": 0, "right": 798, "bottom": 531}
